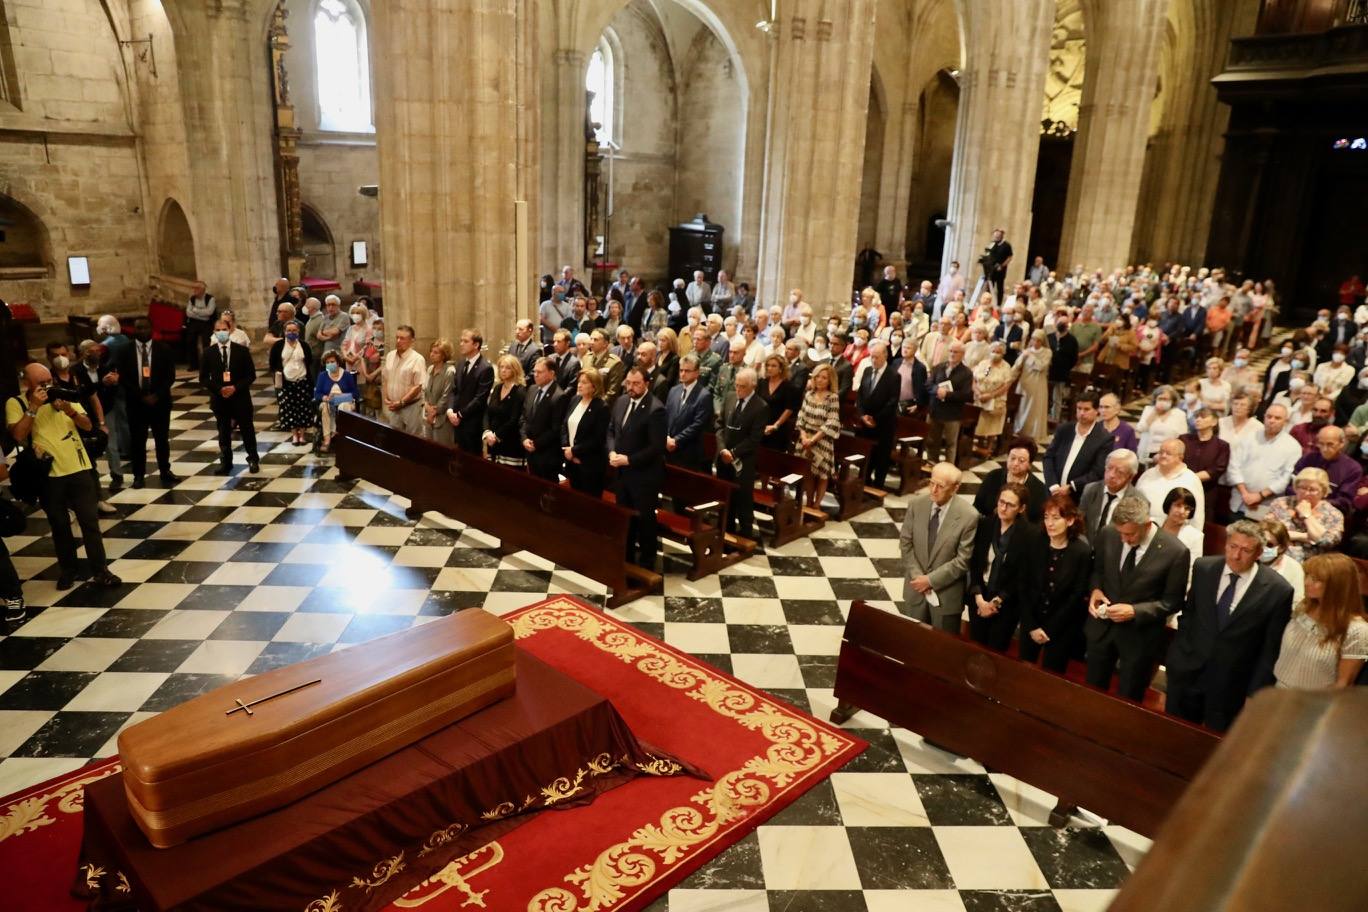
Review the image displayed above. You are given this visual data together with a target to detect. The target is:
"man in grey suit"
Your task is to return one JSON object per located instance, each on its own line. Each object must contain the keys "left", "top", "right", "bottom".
{"left": 1078, "top": 448, "right": 1139, "bottom": 542}
{"left": 1164, "top": 519, "right": 1293, "bottom": 731}
{"left": 1086, "top": 492, "right": 1190, "bottom": 701}
{"left": 899, "top": 462, "right": 978, "bottom": 632}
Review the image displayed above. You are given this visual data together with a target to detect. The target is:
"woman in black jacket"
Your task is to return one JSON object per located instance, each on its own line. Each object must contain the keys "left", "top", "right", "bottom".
{"left": 482, "top": 354, "right": 527, "bottom": 467}
{"left": 1019, "top": 491, "right": 1093, "bottom": 672}
{"left": 561, "top": 368, "right": 609, "bottom": 496}
{"left": 967, "top": 480, "right": 1044, "bottom": 651}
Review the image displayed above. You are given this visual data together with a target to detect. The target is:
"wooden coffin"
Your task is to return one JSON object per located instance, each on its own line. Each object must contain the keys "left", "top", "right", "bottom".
{"left": 118, "top": 609, "right": 516, "bottom": 848}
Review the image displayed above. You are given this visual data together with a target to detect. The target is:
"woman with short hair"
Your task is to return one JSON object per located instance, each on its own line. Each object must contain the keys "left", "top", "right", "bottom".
{"left": 967, "top": 481, "right": 1043, "bottom": 652}
{"left": 268, "top": 320, "right": 313, "bottom": 446}
{"left": 1019, "top": 492, "right": 1092, "bottom": 673}
{"left": 1258, "top": 517, "right": 1304, "bottom": 605}
{"left": 1266, "top": 467, "right": 1344, "bottom": 561}
{"left": 424, "top": 338, "right": 457, "bottom": 446}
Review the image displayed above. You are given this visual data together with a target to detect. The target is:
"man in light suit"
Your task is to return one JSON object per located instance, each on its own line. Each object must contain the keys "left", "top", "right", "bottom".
{"left": 899, "top": 462, "right": 978, "bottom": 633}
{"left": 1164, "top": 519, "right": 1293, "bottom": 731}
{"left": 665, "top": 354, "right": 713, "bottom": 473}
{"left": 1078, "top": 448, "right": 1139, "bottom": 542}
{"left": 1086, "top": 492, "right": 1189, "bottom": 701}
{"left": 1042, "top": 390, "right": 1113, "bottom": 498}
{"left": 520, "top": 357, "right": 566, "bottom": 482}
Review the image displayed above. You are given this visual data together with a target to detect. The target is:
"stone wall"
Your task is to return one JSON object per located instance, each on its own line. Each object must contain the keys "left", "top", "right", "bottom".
{"left": 674, "top": 26, "right": 743, "bottom": 273}
{"left": 297, "top": 138, "right": 382, "bottom": 286}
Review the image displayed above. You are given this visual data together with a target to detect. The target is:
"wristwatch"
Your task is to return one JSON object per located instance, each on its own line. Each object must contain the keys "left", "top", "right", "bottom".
{"left": 24, "top": 408, "right": 36, "bottom": 418}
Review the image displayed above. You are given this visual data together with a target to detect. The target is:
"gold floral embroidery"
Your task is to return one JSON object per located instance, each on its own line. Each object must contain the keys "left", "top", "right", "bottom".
{"left": 0, "top": 763, "right": 121, "bottom": 844}
{"left": 304, "top": 890, "right": 343, "bottom": 912}
{"left": 513, "top": 599, "right": 857, "bottom": 912}
{"left": 350, "top": 852, "right": 405, "bottom": 892}
{"left": 479, "top": 801, "right": 515, "bottom": 822}
{"left": 82, "top": 863, "right": 105, "bottom": 891}
{"left": 541, "top": 768, "right": 589, "bottom": 805}
{"left": 417, "top": 821, "right": 468, "bottom": 858}
{"left": 115, "top": 871, "right": 131, "bottom": 894}
{"left": 393, "top": 841, "right": 504, "bottom": 909}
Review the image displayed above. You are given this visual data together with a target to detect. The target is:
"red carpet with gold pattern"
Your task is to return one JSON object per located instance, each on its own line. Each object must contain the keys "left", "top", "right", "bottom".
{"left": 0, "top": 596, "right": 865, "bottom": 912}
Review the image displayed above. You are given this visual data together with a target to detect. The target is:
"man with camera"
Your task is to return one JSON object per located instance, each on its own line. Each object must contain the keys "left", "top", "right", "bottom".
{"left": 5, "top": 363, "right": 121, "bottom": 591}
{"left": 979, "top": 228, "right": 1013, "bottom": 304}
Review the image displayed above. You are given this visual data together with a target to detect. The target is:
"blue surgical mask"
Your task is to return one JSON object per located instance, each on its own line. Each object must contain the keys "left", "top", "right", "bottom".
{"left": 1259, "top": 546, "right": 1278, "bottom": 564}
{"left": 286, "top": 332, "right": 299, "bottom": 341}
{"left": 1291, "top": 359, "right": 1305, "bottom": 370}
{"left": 214, "top": 330, "right": 230, "bottom": 344}
{"left": 327, "top": 363, "right": 341, "bottom": 376}
{"left": 1233, "top": 358, "right": 1247, "bottom": 368}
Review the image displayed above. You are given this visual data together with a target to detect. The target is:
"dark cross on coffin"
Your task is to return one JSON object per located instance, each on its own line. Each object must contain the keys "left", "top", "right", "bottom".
{"left": 225, "top": 678, "right": 322, "bottom": 717}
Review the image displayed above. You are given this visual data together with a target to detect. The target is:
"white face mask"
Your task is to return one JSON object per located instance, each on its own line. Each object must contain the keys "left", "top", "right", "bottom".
{"left": 1333, "top": 352, "right": 1346, "bottom": 364}
{"left": 351, "top": 313, "right": 363, "bottom": 324}
{"left": 1155, "top": 400, "right": 1171, "bottom": 412}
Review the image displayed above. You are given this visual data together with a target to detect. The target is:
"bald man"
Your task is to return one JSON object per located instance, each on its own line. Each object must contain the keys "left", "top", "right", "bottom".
{"left": 1291, "top": 424, "right": 1361, "bottom": 516}
{"left": 900, "top": 462, "right": 977, "bottom": 632}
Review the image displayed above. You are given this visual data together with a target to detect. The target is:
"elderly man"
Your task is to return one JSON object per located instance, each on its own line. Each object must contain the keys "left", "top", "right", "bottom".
{"left": 685, "top": 270, "right": 712, "bottom": 314}
{"left": 710, "top": 270, "right": 736, "bottom": 314}
{"left": 309, "top": 295, "right": 349, "bottom": 358}
{"left": 610, "top": 324, "right": 637, "bottom": 365}
{"left": 875, "top": 265, "right": 903, "bottom": 314}
{"left": 268, "top": 276, "right": 291, "bottom": 325}
{"left": 6, "top": 363, "right": 121, "bottom": 591}
{"left": 1228, "top": 402, "right": 1301, "bottom": 519}
{"left": 1086, "top": 492, "right": 1189, "bottom": 700}
{"left": 858, "top": 340, "right": 900, "bottom": 488}
{"left": 539, "top": 285, "right": 573, "bottom": 343}
{"left": 1164, "top": 519, "right": 1294, "bottom": 731}
{"left": 716, "top": 367, "right": 766, "bottom": 539}
{"left": 506, "top": 319, "right": 541, "bottom": 379}
{"left": 714, "top": 338, "right": 747, "bottom": 416}
{"left": 1291, "top": 424, "right": 1362, "bottom": 516}
{"left": 689, "top": 327, "right": 722, "bottom": 394}
{"left": 925, "top": 341, "right": 974, "bottom": 465}
{"left": 1079, "top": 448, "right": 1140, "bottom": 541}
{"left": 382, "top": 325, "right": 428, "bottom": 434}
{"left": 900, "top": 462, "right": 978, "bottom": 632}
{"left": 1136, "top": 438, "right": 1206, "bottom": 530}
{"left": 184, "top": 280, "right": 217, "bottom": 370}
{"left": 918, "top": 317, "right": 956, "bottom": 370}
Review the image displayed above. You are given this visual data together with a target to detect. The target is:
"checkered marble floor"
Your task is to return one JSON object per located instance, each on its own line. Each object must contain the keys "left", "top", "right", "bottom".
{"left": 0, "top": 373, "right": 1152, "bottom": 912}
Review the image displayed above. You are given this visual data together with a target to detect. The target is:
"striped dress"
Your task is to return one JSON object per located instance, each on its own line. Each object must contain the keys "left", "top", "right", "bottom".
{"left": 793, "top": 391, "right": 840, "bottom": 480}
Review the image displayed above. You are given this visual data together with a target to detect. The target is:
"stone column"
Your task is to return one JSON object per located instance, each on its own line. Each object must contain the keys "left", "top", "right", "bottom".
{"left": 166, "top": 0, "right": 281, "bottom": 323}
{"left": 539, "top": 48, "right": 586, "bottom": 281}
{"left": 1132, "top": 0, "right": 1260, "bottom": 265}
{"left": 1056, "top": 0, "right": 1167, "bottom": 273}
{"left": 755, "top": 1, "right": 878, "bottom": 313}
{"left": 873, "top": 96, "right": 919, "bottom": 272}
{"left": 941, "top": 0, "right": 1053, "bottom": 284}
{"left": 372, "top": 0, "right": 538, "bottom": 345}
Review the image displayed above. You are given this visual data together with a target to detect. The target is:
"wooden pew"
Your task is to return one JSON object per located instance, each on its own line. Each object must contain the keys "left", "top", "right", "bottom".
{"left": 830, "top": 601, "right": 1221, "bottom": 838}
{"left": 603, "top": 464, "right": 755, "bottom": 580}
{"left": 702, "top": 433, "right": 823, "bottom": 547}
{"left": 333, "top": 411, "right": 660, "bottom": 609}
{"left": 893, "top": 413, "right": 927, "bottom": 495}
{"left": 833, "top": 434, "right": 886, "bottom": 520}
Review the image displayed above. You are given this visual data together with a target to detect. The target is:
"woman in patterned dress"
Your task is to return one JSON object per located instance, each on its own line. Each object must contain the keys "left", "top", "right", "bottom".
{"left": 794, "top": 361, "right": 841, "bottom": 509}
{"left": 972, "top": 341, "right": 1014, "bottom": 452}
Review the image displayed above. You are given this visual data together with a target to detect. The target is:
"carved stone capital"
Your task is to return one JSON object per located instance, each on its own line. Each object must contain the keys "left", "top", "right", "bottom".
{"left": 553, "top": 49, "right": 586, "bottom": 67}
{"left": 815, "top": 19, "right": 833, "bottom": 42}
{"left": 790, "top": 16, "right": 806, "bottom": 41}
{"left": 209, "top": 0, "right": 249, "bottom": 21}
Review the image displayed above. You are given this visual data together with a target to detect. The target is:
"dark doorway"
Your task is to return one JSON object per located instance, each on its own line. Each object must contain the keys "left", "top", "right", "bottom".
{"left": 1027, "top": 134, "right": 1074, "bottom": 272}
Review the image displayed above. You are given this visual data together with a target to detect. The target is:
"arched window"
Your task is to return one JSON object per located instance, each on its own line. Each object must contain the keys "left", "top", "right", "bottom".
{"left": 314, "top": 0, "right": 372, "bottom": 133}
{"left": 586, "top": 40, "right": 614, "bottom": 145}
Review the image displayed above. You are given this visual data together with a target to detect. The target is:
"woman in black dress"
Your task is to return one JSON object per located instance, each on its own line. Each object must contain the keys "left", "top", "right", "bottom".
{"left": 759, "top": 353, "right": 798, "bottom": 450}
{"left": 1019, "top": 492, "right": 1093, "bottom": 672}
{"left": 561, "top": 368, "right": 609, "bottom": 496}
{"left": 967, "top": 481, "right": 1044, "bottom": 651}
{"left": 482, "top": 354, "right": 527, "bottom": 468}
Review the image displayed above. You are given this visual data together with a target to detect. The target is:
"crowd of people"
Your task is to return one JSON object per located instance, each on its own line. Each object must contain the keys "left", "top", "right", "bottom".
{"left": 2, "top": 256, "right": 1365, "bottom": 728}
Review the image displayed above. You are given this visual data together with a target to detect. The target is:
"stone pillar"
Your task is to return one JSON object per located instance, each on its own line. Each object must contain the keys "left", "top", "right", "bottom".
{"left": 372, "top": 0, "right": 538, "bottom": 345}
{"left": 540, "top": 48, "right": 586, "bottom": 281}
{"left": 167, "top": 0, "right": 281, "bottom": 323}
{"left": 1056, "top": 0, "right": 1167, "bottom": 273}
{"left": 941, "top": 0, "right": 1053, "bottom": 285}
{"left": 874, "top": 96, "right": 919, "bottom": 272}
{"left": 1132, "top": 0, "right": 1260, "bottom": 265}
{"left": 756, "top": 1, "right": 877, "bottom": 314}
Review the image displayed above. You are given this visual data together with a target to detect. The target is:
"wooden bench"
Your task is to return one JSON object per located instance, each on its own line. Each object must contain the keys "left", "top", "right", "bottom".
{"left": 334, "top": 410, "right": 660, "bottom": 609}
{"left": 833, "top": 434, "right": 886, "bottom": 520}
{"left": 602, "top": 463, "right": 754, "bottom": 580}
{"left": 830, "top": 601, "right": 1221, "bottom": 837}
{"left": 893, "top": 413, "right": 928, "bottom": 495}
{"left": 702, "top": 434, "right": 822, "bottom": 547}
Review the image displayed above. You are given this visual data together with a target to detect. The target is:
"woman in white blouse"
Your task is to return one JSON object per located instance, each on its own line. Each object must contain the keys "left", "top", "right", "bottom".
{"left": 1258, "top": 517, "right": 1304, "bottom": 607}
{"left": 1273, "top": 552, "right": 1368, "bottom": 689}
{"left": 1198, "top": 357, "right": 1232, "bottom": 415}
{"left": 1136, "top": 385, "right": 1189, "bottom": 465}
{"left": 1313, "top": 343, "right": 1355, "bottom": 400}
{"left": 1217, "top": 392, "right": 1263, "bottom": 452}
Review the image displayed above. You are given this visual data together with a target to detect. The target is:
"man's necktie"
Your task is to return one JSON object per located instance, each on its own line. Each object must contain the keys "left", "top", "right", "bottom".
{"left": 1102, "top": 492, "right": 1116, "bottom": 527}
{"left": 928, "top": 506, "right": 941, "bottom": 551}
{"left": 624, "top": 398, "right": 638, "bottom": 427}
{"left": 141, "top": 343, "right": 151, "bottom": 392}
{"left": 1216, "top": 570, "right": 1238, "bottom": 627}
{"left": 1120, "top": 545, "right": 1138, "bottom": 578}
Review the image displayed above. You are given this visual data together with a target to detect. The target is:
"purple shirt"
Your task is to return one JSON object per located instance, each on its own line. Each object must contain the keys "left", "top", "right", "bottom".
{"left": 1106, "top": 419, "right": 1139, "bottom": 454}
{"left": 1291, "top": 451, "right": 1363, "bottom": 516}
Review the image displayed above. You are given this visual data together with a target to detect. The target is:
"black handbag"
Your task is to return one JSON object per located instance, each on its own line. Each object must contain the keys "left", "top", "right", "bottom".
{"left": 6, "top": 397, "right": 52, "bottom": 505}
{"left": 0, "top": 493, "right": 26, "bottom": 537}
{"left": 80, "top": 426, "right": 108, "bottom": 460}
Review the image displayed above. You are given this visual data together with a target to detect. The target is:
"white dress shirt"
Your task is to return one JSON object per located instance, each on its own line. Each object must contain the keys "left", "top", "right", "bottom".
{"left": 1225, "top": 429, "right": 1303, "bottom": 518}
{"left": 1216, "top": 562, "right": 1258, "bottom": 616}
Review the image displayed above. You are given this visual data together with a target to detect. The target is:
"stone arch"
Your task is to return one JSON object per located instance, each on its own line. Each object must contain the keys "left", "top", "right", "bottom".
{"left": 157, "top": 198, "right": 197, "bottom": 279}
{"left": 580, "top": 0, "right": 749, "bottom": 101}
{"left": 0, "top": 193, "right": 53, "bottom": 273}
{"left": 301, "top": 203, "right": 337, "bottom": 279}
{"left": 857, "top": 77, "right": 887, "bottom": 254}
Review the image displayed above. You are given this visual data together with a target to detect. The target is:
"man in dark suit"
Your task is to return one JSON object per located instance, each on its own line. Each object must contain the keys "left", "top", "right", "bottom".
{"left": 1046, "top": 315, "right": 1079, "bottom": 423}
{"left": 505, "top": 319, "right": 542, "bottom": 381}
{"left": 1322, "top": 307, "right": 1358, "bottom": 356}
{"left": 550, "top": 329, "right": 580, "bottom": 391}
{"left": 665, "top": 354, "right": 713, "bottom": 473}
{"left": 520, "top": 357, "right": 566, "bottom": 482}
{"left": 981, "top": 228, "right": 1013, "bottom": 302}
{"left": 828, "top": 333, "right": 854, "bottom": 399}
{"left": 1042, "top": 390, "right": 1113, "bottom": 498}
{"left": 716, "top": 367, "right": 766, "bottom": 539}
{"left": 1164, "top": 519, "right": 1293, "bottom": 731}
{"left": 1078, "top": 448, "right": 1139, "bottom": 542}
{"left": 118, "top": 318, "right": 177, "bottom": 487}
{"left": 925, "top": 340, "right": 973, "bottom": 465}
{"left": 1086, "top": 492, "right": 1189, "bottom": 701}
{"left": 201, "top": 317, "right": 259, "bottom": 475}
{"left": 857, "top": 340, "right": 899, "bottom": 488}
{"left": 992, "top": 311, "right": 1026, "bottom": 365}
{"left": 608, "top": 367, "right": 668, "bottom": 569}
{"left": 1180, "top": 297, "right": 1207, "bottom": 340}
{"left": 634, "top": 343, "right": 670, "bottom": 403}
{"left": 446, "top": 329, "right": 495, "bottom": 454}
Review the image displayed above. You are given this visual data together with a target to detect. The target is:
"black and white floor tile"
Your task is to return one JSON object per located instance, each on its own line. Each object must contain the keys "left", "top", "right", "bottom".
{"left": 0, "top": 369, "right": 1167, "bottom": 912}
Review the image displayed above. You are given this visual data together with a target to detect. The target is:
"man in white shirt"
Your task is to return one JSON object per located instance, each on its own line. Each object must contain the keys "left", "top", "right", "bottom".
{"left": 1227, "top": 403, "right": 1302, "bottom": 518}
{"left": 1135, "top": 438, "right": 1206, "bottom": 529}
{"left": 382, "top": 325, "right": 428, "bottom": 435}
{"left": 686, "top": 271, "right": 712, "bottom": 314}
{"left": 710, "top": 270, "right": 735, "bottom": 314}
